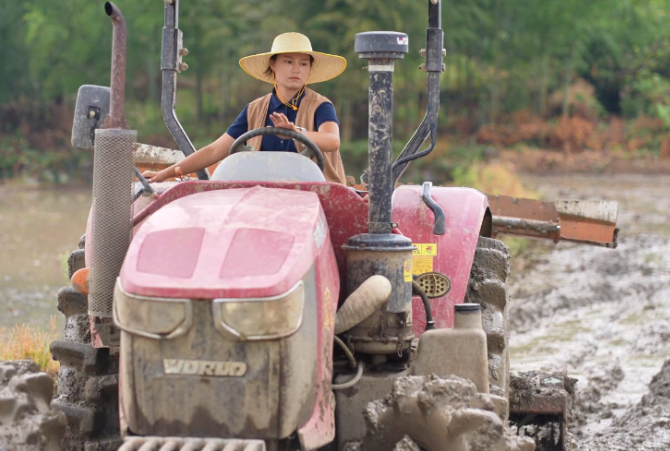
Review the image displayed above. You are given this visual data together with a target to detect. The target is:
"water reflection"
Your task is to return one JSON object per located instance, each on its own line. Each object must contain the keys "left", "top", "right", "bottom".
{"left": 0, "top": 184, "right": 91, "bottom": 331}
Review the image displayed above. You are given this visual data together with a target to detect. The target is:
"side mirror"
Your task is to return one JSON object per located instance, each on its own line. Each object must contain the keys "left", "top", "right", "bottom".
{"left": 71, "top": 85, "right": 111, "bottom": 150}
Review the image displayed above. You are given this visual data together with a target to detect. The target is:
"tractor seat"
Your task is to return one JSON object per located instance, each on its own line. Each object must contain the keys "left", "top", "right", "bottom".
{"left": 211, "top": 151, "right": 326, "bottom": 183}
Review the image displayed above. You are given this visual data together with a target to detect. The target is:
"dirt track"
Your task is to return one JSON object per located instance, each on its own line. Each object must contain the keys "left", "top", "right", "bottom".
{"left": 508, "top": 174, "right": 670, "bottom": 450}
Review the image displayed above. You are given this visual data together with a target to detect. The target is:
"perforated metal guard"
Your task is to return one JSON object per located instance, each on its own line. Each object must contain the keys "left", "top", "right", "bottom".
{"left": 89, "top": 128, "right": 136, "bottom": 318}
{"left": 119, "top": 437, "right": 266, "bottom": 451}
{"left": 416, "top": 272, "right": 451, "bottom": 298}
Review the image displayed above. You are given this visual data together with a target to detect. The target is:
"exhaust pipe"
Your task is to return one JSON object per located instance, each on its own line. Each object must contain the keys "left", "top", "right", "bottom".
{"left": 103, "top": 2, "right": 127, "bottom": 129}
{"left": 88, "top": 3, "right": 135, "bottom": 332}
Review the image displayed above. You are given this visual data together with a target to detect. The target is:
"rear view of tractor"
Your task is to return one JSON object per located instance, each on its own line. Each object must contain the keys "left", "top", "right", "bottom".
{"left": 47, "top": 1, "right": 618, "bottom": 451}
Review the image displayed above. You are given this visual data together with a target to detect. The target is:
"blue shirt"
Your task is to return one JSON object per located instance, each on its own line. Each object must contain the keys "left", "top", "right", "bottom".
{"left": 226, "top": 90, "right": 339, "bottom": 152}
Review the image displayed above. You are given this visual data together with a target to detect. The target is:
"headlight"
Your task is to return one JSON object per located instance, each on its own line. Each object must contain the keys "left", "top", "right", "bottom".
{"left": 213, "top": 281, "right": 304, "bottom": 341}
{"left": 114, "top": 279, "right": 192, "bottom": 339}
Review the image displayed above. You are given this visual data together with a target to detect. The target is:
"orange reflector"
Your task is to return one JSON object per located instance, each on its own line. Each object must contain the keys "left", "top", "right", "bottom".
{"left": 71, "top": 267, "right": 90, "bottom": 295}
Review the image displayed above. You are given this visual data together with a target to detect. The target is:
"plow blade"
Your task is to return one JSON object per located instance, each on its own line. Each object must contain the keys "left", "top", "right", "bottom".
{"left": 118, "top": 437, "right": 266, "bottom": 451}
{"left": 509, "top": 371, "right": 577, "bottom": 451}
{"left": 487, "top": 195, "right": 618, "bottom": 248}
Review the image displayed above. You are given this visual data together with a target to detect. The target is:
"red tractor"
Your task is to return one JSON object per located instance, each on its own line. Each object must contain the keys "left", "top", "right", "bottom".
{"left": 47, "top": 1, "right": 618, "bottom": 451}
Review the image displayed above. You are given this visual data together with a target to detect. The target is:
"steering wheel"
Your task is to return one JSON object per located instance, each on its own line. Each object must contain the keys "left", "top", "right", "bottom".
{"left": 229, "top": 127, "right": 325, "bottom": 172}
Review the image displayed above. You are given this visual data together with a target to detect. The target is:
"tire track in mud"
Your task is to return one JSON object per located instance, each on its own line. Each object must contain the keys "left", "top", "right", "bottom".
{"left": 506, "top": 174, "right": 670, "bottom": 449}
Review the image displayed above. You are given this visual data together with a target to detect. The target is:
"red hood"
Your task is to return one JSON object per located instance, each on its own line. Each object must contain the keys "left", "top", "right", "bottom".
{"left": 120, "top": 186, "right": 327, "bottom": 299}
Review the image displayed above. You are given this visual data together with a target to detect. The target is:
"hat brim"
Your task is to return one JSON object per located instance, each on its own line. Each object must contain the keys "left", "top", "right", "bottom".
{"left": 239, "top": 51, "right": 347, "bottom": 84}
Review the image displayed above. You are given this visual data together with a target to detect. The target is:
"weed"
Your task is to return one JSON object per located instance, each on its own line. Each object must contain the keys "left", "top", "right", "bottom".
{"left": 0, "top": 317, "right": 60, "bottom": 378}
{"left": 449, "top": 162, "right": 536, "bottom": 199}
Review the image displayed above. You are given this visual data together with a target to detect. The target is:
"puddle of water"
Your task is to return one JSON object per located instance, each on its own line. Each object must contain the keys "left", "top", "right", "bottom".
{"left": 0, "top": 184, "right": 91, "bottom": 331}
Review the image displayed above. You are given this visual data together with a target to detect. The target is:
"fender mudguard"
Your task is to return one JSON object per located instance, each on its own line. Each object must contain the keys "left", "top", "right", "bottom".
{"left": 392, "top": 185, "right": 489, "bottom": 334}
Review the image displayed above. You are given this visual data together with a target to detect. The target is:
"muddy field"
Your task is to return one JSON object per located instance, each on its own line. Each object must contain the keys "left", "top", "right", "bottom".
{"left": 508, "top": 174, "right": 670, "bottom": 450}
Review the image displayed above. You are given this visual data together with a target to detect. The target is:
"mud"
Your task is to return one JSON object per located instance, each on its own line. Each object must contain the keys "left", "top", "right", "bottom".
{"left": 582, "top": 359, "right": 670, "bottom": 450}
{"left": 362, "top": 374, "right": 534, "bottom": 451}
{"left": 508, "top": 174, "right": 670, "bottom": 449}
{"left": 0, "top": 360, "right": 67, "bottom": 450}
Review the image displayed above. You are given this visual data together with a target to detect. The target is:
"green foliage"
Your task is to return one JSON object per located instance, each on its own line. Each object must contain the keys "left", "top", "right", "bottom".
{"left": 3, "top": 0, "right": 670, "bottom": 180}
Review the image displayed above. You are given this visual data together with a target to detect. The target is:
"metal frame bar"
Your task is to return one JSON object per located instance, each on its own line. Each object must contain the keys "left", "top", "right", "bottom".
{"left": 161, "top": 0, "right": 209, "bottom": 180}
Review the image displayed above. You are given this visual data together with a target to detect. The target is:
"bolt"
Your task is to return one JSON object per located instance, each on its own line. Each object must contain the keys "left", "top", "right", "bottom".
{"left": 419, "top": 63, "right": 426, "bottom": 71}
{"left": 419, "top": 49, "right": 426, "bottom": 57}
{"left": 442, "top": 49, "right": 447, "bottom": 57}
{"left": 178, "top": 62, "right": 189, "bottom": 72}
{"left": 179, "top": 48, "right": 189, "bottom": 56}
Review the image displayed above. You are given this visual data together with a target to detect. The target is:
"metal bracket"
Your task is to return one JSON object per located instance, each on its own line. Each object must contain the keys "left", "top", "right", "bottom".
{"left": 421, "top": 181, "right": 446, "bottom": 235}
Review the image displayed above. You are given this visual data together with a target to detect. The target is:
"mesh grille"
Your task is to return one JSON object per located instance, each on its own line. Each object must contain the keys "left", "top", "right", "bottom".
{"left": 119, "top": 437, "right": 266, "bottom": 451}
{"left": 416, "top": 272, "right": 451, "bottom": 298}
{"left": 89, "top": 129, "right": 136, "bottom": 317}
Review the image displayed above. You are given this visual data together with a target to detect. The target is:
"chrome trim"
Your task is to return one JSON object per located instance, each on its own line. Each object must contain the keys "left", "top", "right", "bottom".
{"left": 212, "top": 280, "right": 305, "bottom": 341}
{"left": 113, "top": 279, "right": 193, "bottom": 340}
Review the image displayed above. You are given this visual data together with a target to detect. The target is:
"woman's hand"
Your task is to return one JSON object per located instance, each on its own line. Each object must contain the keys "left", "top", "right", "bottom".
{"left": 269, "top": 112, "right": 298, "bottom": 140}
{"left": 141, "top": 169, "right": 168, "bottom": 183}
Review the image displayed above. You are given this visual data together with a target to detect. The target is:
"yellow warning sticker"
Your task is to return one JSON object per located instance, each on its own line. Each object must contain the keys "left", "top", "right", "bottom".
{"left": 403, "top": 259, "right": 413, "bottom": 282}
{"left": 420, "top": 243, "right": 437, "bottom": 256}
{"left": 411, "top": 243, "right": 438, "bottom": 275}
{"left": 412, "top": 255, "right": 433, "bottom": 275}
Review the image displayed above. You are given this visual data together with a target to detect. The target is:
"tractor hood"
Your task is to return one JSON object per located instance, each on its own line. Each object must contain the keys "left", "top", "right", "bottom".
{"left": 119, "top": 186, "right": 327, "bottom": 299}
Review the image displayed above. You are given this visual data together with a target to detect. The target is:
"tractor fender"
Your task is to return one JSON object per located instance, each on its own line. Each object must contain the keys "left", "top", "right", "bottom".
{"left": 392, "top": 185, "right": 489, "bottom": 334}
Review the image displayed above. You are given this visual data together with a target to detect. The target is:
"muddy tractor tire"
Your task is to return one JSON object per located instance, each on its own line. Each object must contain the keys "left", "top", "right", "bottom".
{"left": 0, "top": 360, "right": 67, "bottom": 450}
{"left": 465, "top": 237, "right": 511, "bottom": 401}
{"left": 362, "top": 375, "right": 534, "bottom": 451}
{"left": 49, "top": 235, "right": 122, "bottom": 451}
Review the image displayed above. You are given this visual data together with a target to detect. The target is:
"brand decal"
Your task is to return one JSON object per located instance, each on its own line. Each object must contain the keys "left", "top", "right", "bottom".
{"left": 163, "top": 359, "right": 247, "bottom": 377}
{"left": 397, "top": 36, "right": 409, "bottom": 45}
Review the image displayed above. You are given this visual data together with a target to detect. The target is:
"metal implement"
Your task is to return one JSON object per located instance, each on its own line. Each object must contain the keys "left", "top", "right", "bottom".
{"left": 509, "top": 371, "right": 576, "bottom": 451}
{"left": 488, "top": 194, "right": 619, "bottom": 247}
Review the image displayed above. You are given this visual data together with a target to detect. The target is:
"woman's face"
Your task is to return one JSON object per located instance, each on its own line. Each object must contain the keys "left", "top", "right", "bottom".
{"left": 270, "top": 53, "right": 312, "bottom": 89}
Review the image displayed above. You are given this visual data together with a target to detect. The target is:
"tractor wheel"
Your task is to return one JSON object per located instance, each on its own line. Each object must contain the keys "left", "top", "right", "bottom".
{"left": 49, "top": 235, "right": 122, "bottom": 451}
{"left": 361, "top": 375, "right": 534, "bottom": 451}
{"left": 465, "top": 237, "right": 511, "bottom": 402}
{"left": 0, "top": 360, "right": 67, "bottom": 450}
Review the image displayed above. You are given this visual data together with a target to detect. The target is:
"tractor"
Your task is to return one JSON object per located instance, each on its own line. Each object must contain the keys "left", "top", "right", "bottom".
{"left": 45, "top": 1, "right": 619, "bottom": 450}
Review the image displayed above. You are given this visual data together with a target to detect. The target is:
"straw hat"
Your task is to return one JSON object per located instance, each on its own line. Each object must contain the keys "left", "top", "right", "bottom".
{"left": 239, "top": 33, "right": 347, "bottom": 84}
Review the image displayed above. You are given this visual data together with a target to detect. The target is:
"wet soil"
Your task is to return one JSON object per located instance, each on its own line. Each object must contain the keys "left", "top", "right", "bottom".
{"left": 508, "top": 174, "right": 670, "bottom": 449}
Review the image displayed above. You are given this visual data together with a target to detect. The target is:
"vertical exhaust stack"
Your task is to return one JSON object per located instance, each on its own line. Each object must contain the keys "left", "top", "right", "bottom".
{"left": 342, "top": 33, "right": 416, "bottom": 365}
{"left": 88, "top": 2, "right": 135, "bottom": 340}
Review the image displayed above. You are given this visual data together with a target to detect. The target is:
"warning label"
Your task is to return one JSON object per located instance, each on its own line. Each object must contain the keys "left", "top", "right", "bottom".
{"left": 413, "top": 243, "right": 437, "bottom": 256}
{"left": 411, "top": 243, "right": 438, "bottom": 275}
{"left": 412, "top": 255, "right": 433, "bottom": 275}
{"left": 403, "top": 259, "right": 413, "bottom": 282}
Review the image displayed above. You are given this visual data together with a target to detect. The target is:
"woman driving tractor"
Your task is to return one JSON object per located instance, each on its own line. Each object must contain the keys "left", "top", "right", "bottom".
{"left": 142, "top": 32, "right": 348, "bottom": 184}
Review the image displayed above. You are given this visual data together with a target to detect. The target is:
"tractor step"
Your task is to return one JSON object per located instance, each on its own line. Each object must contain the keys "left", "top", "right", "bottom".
{"left": 118, "top": 437, "right": 266, "bottom": 451}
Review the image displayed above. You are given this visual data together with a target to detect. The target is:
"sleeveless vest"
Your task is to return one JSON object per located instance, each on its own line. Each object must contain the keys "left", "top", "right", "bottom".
{"left": 245, "top": 88, "right": 347, "bottom": 185}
